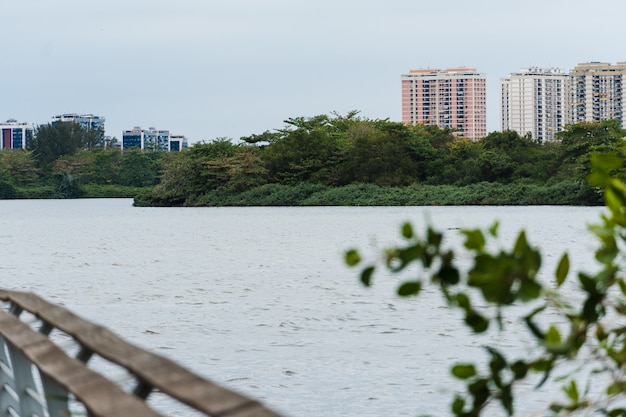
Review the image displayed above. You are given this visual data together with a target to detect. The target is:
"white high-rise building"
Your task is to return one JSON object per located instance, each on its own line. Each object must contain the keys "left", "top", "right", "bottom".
{"left": 51, "top": 113, "right": 105, "bottom": 132}
{"left": 500, "top": 68, "right": 568, "bottom": 142}
{"left": 568, "top": 62, "right": 626, "bottom": 127}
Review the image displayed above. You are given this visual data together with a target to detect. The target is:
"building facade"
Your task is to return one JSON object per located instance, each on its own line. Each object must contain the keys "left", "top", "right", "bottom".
{"left": 0, "top": 119, "right": 34, "bottom": 149}
{"left": 51, "top": 113, "right": 105, "bottom": 132}
{"left": 401, "top": 68, "right": 487, "bottom": 140}
{"left": 500, "top": 67, "right": 568, "bottom": 142}
{"left": 568, "top": 62, "right": 626, "bottom": 127}
{"left": 122, "top": 127, "right": 188, "bottom": 151}
{"left": 168, "top": 134, "right": 188, "bottom": 152}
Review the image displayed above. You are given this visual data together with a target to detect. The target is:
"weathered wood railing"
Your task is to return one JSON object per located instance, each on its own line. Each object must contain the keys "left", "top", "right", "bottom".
{"left": 0, "top": 289, "right": 284, "bottom": 417}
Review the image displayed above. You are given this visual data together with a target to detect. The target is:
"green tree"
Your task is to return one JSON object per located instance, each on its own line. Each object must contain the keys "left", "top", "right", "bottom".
{"left": 119, "top": 150, "right": 163, "bottom": 187}
{"left": 476, "top": 151, "right": 515, "bottom": 182}
{"left": 29, "top": 122, "right": 91, "bottom": 168}
{"left": 556, "top": 120, "right": 626, "bottom": 178}
{"left": 260, "top": 115, "right": 346, "bottom": 184}
{"left": 438, "top": 139, "right": 483, "bottom": 185}
{"left": 0, "top": 150, "right": 39, "bottom": 185}
{"left": 82, "top": 126, "right": 105, "bottom": 150}
{"left": 146, "top": 139, "right": 263, "bottom": 206}
{"left": 346, "top": 153, "right": 626, "bottom": 416}
{"left": 53, "top": 151, "right": 96, "bottom": 183}
{"left": 479, "top": 130, "right": 553, "bottom": 183}
{"left": 203, "top": 149, "right": 268, "bottom": 192}
{"left": 338, "top": 123, "right": 418, "bottom": 186}
{"left": 89, "top": 149, "right": 122, "bottom": 184}
{"left": 53, "top": 149, "right": 122, "bottom": 185}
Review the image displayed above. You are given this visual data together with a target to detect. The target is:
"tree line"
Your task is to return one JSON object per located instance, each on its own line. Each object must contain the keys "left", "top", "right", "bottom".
{"left": 0, "top": 113, "right": 624, "bottom": 204}
{"left": 137, "top": 112, "right": 626, "bottom": 206}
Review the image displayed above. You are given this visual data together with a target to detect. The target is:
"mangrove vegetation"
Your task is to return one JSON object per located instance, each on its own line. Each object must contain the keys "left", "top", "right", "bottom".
{"left": 0, "top": 113, "right": 624, "bottom": 205}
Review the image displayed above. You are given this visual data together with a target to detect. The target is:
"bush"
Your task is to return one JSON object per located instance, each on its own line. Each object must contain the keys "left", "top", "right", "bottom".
{"left": 0, "top": 179, "right": 18, "bottom": 199}
{"left": 58, "top": 173, "right": 85, "bottom": 199}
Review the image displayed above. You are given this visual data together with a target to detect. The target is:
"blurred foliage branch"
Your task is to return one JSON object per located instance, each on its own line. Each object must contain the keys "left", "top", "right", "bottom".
{"left": 346, "top": 153, "right": 626, "bottom": 417}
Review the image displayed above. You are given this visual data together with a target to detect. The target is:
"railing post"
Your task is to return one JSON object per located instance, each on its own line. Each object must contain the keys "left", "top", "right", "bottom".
{"left": 7, "top": 346, "right": 46, "bottom": 417}
{"left": 0, "top": 336, "right": 20, "bottom": 417}
{"left": 39, "top": 375, "right": 70, "bottom": 417}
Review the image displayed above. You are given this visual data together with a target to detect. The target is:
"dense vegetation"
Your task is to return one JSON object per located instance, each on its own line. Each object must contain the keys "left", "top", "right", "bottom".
{"left": 1, "top": 114, "right": 624, "bottom": 205}
{"left": 0, "top": 121, "right": 163, "bottom": 199}
{"left": 136, "top": 113, "right": 626, "bottom": 206}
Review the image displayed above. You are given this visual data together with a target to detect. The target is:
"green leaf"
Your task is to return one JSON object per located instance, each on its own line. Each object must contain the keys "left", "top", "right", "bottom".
{"left": 360, "top": 266, "right": 375, "bottom": 287}
{"left": 607, "top": 408, "right": 626, "bottom": 417}
{"left": 487, "top": 347, "right": 507, "bottom": 373}
{"left": 456, "top": 293, "right": 471, "bottom": 309}
{"left": 545, "top": 325, "right": 562, "bottom": 345}
{"left": 462, "top": 229, "right": 485, "bottom": 251}
{"left": 513, "top": 231, "right": 529, "bottom": 256}
{"left": 488, "top": 221, "right": 499, "bottom": 237}
{"left": 437, "top": 265, "right": 460, "bottom": 285}
{"left": 583, "top": 294, "right": 603, "bottom": 323}
{"left": 398, "top": 281, "right": 422, "bottom": 297}
{"left": 523, "top": 306, "right": 546, "bottom": 340}
{"left": 563, "top": 380, "right": 579, "bottom": 403}
{"left": 465, "top": 310, "right": 489, "bottom": 333}
{"left": 427, "top": 227, "right": 443, "bottom": 248}
{"left": 468, "top": 378, "right": 490, "bottom": 407}
{"left": 451, "top": 396, "right": 465, "bottom": 416}
{"left": 511, "top": 360, "right": 528, "bottom": 379}
{"left": 500, "top": 384, "right": 513, "bottom": 415}
{"left": 345, "top": 249, "right": 361, "bottom": 267}
{"left": 451, "top": 364, "right": 476, "bottom": 380}
{"left": 555, "top": 253, "right": 569, "bottom": 287}
{"left": 579, "top": 273, "right": 597, "bottom": 294}
{"left": 607, "top": 383, "right": 622, "bottom": 396}
{"left": 518, "top": 280, "right": 542, "bottom": 301}
{"left": 401, "top": 222, "right": 414, "bottom": 239}
{"left": 395, "top": 244, "right": 424, "bottom": 271}
{"left": 605, "top": 185, "right": 626, "bottom": 221}
{"left": 530, "top": 357, "right": 553, "bottom": 373}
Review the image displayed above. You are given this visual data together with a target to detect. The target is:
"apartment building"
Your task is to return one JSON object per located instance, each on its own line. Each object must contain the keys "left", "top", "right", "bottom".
{"left": 569, "top": 62, "right": 626, "bottom": 127}
{"left": 401, "top": 68, "right": 487, "bottom": 140}
{"left": 500, "top": 68, "right": 568, "bottom": 142}
{"left": 51, "top": 113, "right": 105, "bottom": 132}
{"left": 122, "top": 127, "right": 188, "bottom": 151}
{"left": 0, "top": 119, "right": 34, "bottom": 150}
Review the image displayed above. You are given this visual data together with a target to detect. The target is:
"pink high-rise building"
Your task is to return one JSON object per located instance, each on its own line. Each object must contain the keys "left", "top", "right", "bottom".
{"left": 401, "top": 68, "right": 487, "bottom": 140}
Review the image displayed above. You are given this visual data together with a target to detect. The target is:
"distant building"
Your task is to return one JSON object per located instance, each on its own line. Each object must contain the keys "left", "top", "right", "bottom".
{"left": 500, "top": 67, "right": 568, "bottom": 142}
{"left": 122, "top": 127, "right": 188, "bottom": 151}
{"left": 51, "top": 113, "right": 105, "bottom": 132}
{"left": 568, "top": 62, "right": 626, "bottom": 127}
{"left": 0, "top": 119, "right": 34, "bottom": 150}
{"left": 401, "top": 67, "right": 487, "bottom": 140}
{"left": 169, "top": 134, "right": 188, "bottom": 152}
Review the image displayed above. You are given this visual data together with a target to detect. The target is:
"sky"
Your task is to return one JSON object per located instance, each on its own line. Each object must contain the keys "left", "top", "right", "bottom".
{"left": 2, "top": 0, "right": 626, "bottom": 144}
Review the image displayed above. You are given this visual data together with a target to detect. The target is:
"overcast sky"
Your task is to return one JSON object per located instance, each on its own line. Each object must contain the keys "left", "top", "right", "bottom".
{"left": 2, "top": 0, "right": 625, "bottom": 143}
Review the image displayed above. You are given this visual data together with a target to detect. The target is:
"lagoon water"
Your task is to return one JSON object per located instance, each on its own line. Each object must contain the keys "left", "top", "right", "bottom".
{"left": 0, "top": 199, "right": 605, "bottom": 416}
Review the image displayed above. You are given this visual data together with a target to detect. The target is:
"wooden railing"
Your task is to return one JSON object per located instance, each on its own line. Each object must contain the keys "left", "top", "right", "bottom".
{"left": 0, "top": 289, "right": 284, "bottom": 417}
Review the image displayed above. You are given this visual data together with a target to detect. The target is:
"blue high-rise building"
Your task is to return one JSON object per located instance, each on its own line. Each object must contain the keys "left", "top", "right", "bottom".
{"left": 122, "top": 127, "right": 187, "bottom": 151}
